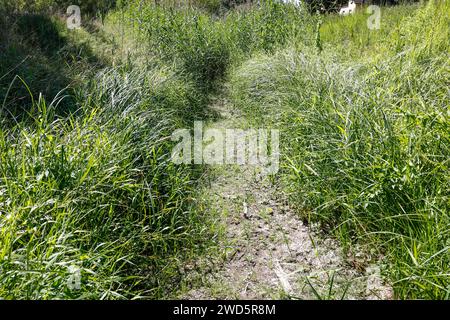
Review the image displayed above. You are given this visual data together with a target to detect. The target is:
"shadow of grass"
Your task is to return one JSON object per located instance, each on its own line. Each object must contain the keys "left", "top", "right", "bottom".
{"left": 0, "top": 12, "right": 105, "bottom": 123}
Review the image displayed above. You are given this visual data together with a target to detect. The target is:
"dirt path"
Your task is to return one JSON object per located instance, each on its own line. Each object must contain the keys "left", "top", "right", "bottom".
{"left": 180, "top": 93, "right": 392, "bottom": 300}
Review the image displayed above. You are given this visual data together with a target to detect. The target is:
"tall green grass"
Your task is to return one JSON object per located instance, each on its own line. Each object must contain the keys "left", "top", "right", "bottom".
{"left": 1, "top": 3, "right": 216, "bottom": 299}
{"left": 0, "top": 62, "right": 213, "bottom": 298}
{"left": 127, "top": 0, "right": 313, "bottom": 89}
{"left": 230, "top": 1, "right": 449, "bottom": 298}
{"left": 1, "top": 0, "right": 448, "bottom": 300}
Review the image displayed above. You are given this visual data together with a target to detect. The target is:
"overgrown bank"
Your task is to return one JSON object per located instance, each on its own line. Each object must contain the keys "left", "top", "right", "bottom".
{"left": 229, "top": 1, "right": 449, "bottom": 298}
{"left": 0, "top": 0, "right": 448, "bottom": 299}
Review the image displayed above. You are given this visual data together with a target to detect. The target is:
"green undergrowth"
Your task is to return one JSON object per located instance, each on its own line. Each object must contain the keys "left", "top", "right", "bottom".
{"left": 0, "top": 7, "right": 216, "bottom": 298}
{"left": 229, "top": 1, "right": 449, "bottom": 299}
{"left": 1, "top": 0, "right": 448, "bottom": 300}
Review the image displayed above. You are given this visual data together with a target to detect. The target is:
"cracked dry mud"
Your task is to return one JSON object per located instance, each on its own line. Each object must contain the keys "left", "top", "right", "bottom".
{"left": 180, "top": 97, "right": 393, "bottom": 300}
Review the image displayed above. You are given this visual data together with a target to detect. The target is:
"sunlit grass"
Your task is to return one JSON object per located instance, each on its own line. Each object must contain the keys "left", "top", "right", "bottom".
{"left": 1, "top": 0, "right": 448, "bottom": 300}
{"left": 229, "top": 1, "right": 449, "bottom": 299}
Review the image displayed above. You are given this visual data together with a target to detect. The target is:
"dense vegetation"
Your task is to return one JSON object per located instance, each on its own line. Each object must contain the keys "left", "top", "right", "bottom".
{"left": 0, "top": 3, "right": 210, "bottom": 299}
{"left": 230, "top": 2, "right": 449, "bottom": 298}
{"left": 0, "top": 0, "right": 448, "bottom": 299}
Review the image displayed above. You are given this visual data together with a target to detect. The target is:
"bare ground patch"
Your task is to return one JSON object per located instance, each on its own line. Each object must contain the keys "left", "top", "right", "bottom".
{"left": 177, "top": 95, "right": 392, "bottom": 300}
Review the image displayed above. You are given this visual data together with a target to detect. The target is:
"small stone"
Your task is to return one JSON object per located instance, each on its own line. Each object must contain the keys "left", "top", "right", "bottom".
{"left": 243, "top": 202, "right": 250, "bottom": 219}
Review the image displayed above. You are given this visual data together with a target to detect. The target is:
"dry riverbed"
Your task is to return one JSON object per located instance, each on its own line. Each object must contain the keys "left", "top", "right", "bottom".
{"left": 178, "top": 93, "right": 392, "bottom": 300}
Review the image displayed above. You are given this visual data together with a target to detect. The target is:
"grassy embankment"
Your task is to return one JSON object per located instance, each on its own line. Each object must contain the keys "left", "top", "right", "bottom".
{"left": 229, "top": 1, "right": 449, "bottom": 299}
{"left": 1, "top": 0, "right": 448, "bottom": 299}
